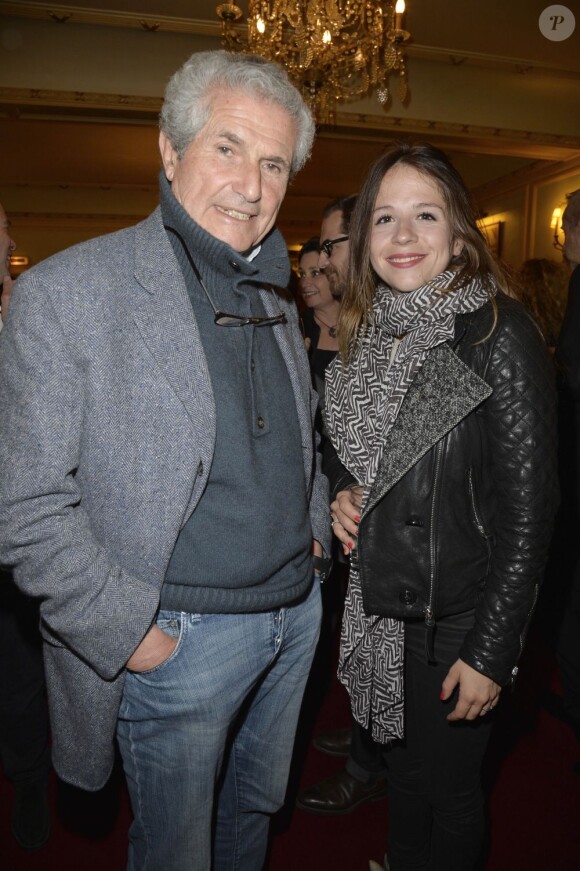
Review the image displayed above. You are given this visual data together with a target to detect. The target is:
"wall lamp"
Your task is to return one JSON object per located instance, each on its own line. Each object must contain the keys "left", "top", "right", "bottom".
{"left": 551, "top": 207, "right": 564, "bottom": 250}
{"left": 9, "top": 255, "right": 30, "bottom": 276}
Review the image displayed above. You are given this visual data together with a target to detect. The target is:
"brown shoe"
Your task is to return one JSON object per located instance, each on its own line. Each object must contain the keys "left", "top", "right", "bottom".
{"left": 312, "top": 727, "right": 352, "bottom": 757}
{"left": 296, "top": 768, "right": 387, "bottom": 815}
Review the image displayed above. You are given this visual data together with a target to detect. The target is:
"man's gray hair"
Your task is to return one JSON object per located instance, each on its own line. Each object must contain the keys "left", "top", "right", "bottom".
{"left": 159, "top": 50, "right": 315, "bottom": 176}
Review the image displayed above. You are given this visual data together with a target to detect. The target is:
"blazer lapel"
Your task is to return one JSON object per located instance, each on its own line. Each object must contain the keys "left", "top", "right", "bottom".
{"left": 366, "top": 343, "right": 492, "bottom": 514}
{"left": 131, "top": 210, "right": 216, "bottom": 457}
{"left": 260, "top": 287, "right": 312, "bottom": 455}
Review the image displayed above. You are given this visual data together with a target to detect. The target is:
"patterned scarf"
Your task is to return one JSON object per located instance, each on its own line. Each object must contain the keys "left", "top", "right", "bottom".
{"left": 324, "top": 270, "right": 492, "bottom": 742}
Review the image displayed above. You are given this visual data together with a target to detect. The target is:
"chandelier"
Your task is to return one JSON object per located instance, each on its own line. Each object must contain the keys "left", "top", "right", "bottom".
{"left": 216, "top": 1, "right": 411, "bottom": 122}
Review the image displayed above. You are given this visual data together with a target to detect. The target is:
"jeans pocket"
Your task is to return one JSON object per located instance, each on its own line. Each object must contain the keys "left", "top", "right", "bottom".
{"left": 131, "top": 611, "right": 186, "bottom": 677}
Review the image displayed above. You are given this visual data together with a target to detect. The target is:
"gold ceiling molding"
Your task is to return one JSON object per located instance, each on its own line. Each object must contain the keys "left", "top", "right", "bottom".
{"left": 0, "top": 2, "right": 220, "bottom": 36}
{"left": 7, "top": 211, "right": 147, "bottom": 228}
{"left": 408, "top": 44, "right": 580, "bottom": 81}
{"left": 472, "top": 153, "right": 580, "bottom": 201}
{"left": 2, "top": 86, "right": 580, "bottom": 163}
{"left": 329, "top": 111, "right": 580, "bottom": 161}
{"left": 0, "top": 86, "right": 163, "bottom": 115}
{"left": 2, "top": 2, "right": 578, "bottom": 80}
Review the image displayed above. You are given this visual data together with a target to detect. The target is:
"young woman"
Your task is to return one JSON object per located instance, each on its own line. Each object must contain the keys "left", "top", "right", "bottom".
{"left": 298, "top": 237, "right": 341, "bottom": 369}
{"left": 298, "top": 237, "right": 341, "bottom": 431}
{"left": 323, "top": 144, "right": 558, "bottom": 871}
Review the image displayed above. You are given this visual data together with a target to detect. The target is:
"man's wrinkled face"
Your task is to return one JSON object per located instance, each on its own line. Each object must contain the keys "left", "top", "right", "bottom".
{"left": 159, "top": 89, "right": 297, "bottom": 254}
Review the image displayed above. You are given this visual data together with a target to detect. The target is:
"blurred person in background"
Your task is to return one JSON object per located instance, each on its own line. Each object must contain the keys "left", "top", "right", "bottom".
{"left": 517, "top": 257, "right": 568, "bottom": 349}
{"left": 0, "top": 202, "right": 51, "bottom": 851}
{"left": 554, "top": 189, "right": 580, "bottom": 768}
{"left": 298, "top": 236, "right": 340, "bottom": 422}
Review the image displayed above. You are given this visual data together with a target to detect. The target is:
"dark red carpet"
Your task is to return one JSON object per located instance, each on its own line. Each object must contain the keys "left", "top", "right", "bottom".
{"left": 1, "top": 622, "right": 579, "bottom": 871}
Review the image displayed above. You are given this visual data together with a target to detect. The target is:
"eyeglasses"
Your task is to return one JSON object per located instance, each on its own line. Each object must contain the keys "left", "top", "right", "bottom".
{"left": 197, "top": 280, "right": 286, "bottom": 327}
{"left": 319, "top": 236, "right": 348, "bottom": 258}
{"left": 174, "top": 229, "right": 287, "bottom": 328}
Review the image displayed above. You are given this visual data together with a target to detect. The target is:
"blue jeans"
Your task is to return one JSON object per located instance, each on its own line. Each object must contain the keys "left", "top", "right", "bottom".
{"left": 117, "top": 580, "right": 321, "bottom": 871}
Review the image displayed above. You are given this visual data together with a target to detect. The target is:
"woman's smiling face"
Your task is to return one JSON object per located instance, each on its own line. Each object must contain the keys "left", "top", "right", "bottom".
{"left": 370, "top": 164, "right": 463, "bottom": 293}
{"left": 298, "top": 250, "right": 334, "bottom": 308}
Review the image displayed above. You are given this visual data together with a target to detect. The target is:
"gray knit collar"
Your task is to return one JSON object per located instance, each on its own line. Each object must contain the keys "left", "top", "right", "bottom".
{"left": 158, "top": 170, "right": 290, "bottom": 289}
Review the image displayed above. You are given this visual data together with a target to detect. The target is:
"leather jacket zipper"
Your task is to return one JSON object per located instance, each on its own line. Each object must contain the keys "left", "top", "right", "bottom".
{"left": 425, "top": 440, "right": 444, "bottom": 663}
{"left": 467, "top": 468, "right": 489, "bottom": 538}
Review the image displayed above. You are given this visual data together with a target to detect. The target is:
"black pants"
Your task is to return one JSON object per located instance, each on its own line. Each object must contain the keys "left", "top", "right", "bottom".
{"left": 0, "top": 573, "right": 51, "bottom": 783}
{"left": 346, "top": 718, "right": 387, "bottom": 784}
{"left": 385, "top": 612, "right": 493, "bottom": 871}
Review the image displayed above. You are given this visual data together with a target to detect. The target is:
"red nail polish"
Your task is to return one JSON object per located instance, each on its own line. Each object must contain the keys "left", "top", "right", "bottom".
{"left": 354, "top": 515, "right": 361, "bottom": 522}
{"left": 348, "top": 541, "right": 354, "bottom": 549}
{"left": 440, "top": 691, "right": 445, "bottom": 700}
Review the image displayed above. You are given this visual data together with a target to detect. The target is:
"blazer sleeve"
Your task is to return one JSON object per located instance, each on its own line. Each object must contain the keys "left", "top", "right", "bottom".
{"left": 0, "top": 272, "right": 159, "bottom": 681}
{"left": 292, "top": 308, "right": 332, "bottom": 554}
{"left": 459, "top": 303, "right": 559, "bottom": 685}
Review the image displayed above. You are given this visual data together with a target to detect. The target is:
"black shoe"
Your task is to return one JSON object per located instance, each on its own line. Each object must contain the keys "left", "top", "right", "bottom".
{"left": 296, "top": 768, "right": 387, "bottom": 815}
{"left": 12, "top": 777, "right": 50, "bottom": 850}
{"left": 312, "top": 727, "right": 352, "bottom": 757}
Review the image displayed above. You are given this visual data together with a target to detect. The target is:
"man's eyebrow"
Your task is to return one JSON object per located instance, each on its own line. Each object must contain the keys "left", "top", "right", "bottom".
{"left": 216, "top": 130, "right": 290, "bottom": 171}
{"left": 217, "top": 130, "right": 242, "bottom": 145}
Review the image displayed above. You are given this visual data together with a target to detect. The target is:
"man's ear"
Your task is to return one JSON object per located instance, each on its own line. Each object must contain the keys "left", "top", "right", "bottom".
{"left": 159, "top": 131, "right": 178, "bottom": 181}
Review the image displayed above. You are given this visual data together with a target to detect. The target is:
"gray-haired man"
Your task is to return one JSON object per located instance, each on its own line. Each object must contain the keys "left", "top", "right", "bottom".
{"left": 0, "top": 52, "right": 330, "bottom": 870}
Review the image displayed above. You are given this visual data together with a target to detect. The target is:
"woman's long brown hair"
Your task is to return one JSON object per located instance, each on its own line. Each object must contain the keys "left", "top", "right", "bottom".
{"left": 338, "top": 143, "right": 506, "bottom": 362}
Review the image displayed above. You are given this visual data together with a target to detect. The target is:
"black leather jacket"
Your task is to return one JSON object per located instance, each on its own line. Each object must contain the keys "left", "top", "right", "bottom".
{"left": 324, "top": 295, "right": 559, "bottom": 686}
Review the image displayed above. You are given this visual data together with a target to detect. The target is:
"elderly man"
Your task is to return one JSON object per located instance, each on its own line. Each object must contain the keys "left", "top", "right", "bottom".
{"left": 0, "top": 52, "right": 330, "bottom": 870}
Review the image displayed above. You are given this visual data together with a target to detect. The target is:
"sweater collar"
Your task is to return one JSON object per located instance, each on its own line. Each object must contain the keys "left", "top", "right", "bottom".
{"left": 159, "top": 170, "right": 290, "bottom": 288}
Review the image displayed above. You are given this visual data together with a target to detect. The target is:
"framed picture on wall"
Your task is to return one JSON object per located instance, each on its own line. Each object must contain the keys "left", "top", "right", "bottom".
{"left": 480, "top": 221, "right": 503, "bottom": 258}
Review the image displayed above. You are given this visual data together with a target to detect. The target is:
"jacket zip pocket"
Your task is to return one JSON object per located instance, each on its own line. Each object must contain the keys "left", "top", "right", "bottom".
{"left": 467, "top": 468, "right": 490, "bottom": 539}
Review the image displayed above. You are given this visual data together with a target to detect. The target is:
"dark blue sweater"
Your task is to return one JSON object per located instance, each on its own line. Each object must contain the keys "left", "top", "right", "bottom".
{"left": 160, "top": 175, "right": 312, "bottom": 613}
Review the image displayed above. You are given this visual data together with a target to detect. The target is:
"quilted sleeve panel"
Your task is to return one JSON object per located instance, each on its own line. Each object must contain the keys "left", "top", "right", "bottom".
{"left": 459, "top": 299, "right": 559, "bottom": 685}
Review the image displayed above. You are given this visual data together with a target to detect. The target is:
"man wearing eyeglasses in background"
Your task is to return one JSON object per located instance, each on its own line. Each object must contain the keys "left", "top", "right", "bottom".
{"left": 0, "top": 52, "right": 331, "bottom": 871}
{"left": 297, "top": 192, "right": 390, "bottom": 817}
{"left": 317, "top": 194, "right": 358, "bottom": 299}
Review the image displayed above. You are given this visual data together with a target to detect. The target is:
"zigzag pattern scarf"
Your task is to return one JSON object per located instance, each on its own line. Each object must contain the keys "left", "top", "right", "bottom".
{"left": 324, "top": 270, "right": 492, "bottom": 742}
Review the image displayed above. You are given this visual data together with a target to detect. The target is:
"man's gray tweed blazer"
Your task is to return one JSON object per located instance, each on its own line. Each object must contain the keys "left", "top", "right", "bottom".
{"left": 0, "top": 209, "right": 331, "bottom": 790}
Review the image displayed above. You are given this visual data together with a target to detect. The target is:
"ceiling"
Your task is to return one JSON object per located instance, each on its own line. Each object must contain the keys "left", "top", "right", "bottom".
{"left": 1, "top": 0, "right": 579, "bottom": 247}
{"left": 3, "top": 0, "right": 579, "bottom": 71}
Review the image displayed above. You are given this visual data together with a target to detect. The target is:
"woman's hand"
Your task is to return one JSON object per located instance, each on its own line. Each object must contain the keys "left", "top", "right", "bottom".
{"left": 330, "top": 486, "right": 363, "bottom": 553}
{"left": 440, "top": 658, "right": 501, "bottom": 721}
